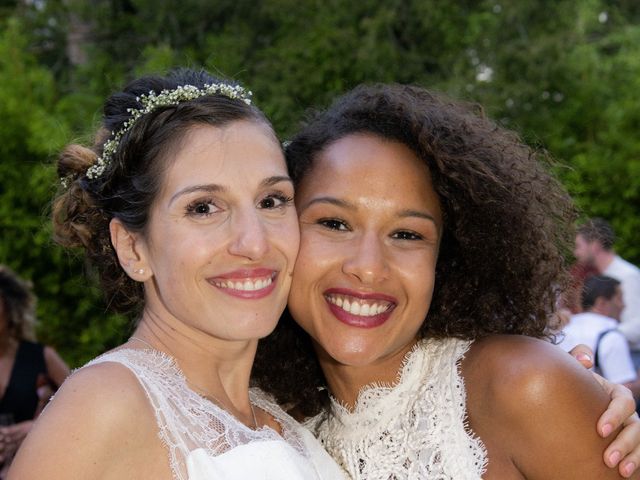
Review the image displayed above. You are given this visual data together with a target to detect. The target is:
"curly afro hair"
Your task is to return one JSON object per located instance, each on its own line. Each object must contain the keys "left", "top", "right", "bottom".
{"left": 253, "top": 83, "right": 576, "bottom": 417}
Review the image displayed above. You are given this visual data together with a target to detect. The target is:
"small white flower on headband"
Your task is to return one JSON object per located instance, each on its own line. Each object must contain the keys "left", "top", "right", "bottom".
{"left": 84, "top": 83, "right": 252, "bottom": 181}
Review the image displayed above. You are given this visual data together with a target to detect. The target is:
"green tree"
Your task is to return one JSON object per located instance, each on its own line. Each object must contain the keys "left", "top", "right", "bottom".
{"left": 2, "top": 0, "right": 639, "bottom": 364}
{"left": 0, "top": 17, "right": 129, "bottom": 365}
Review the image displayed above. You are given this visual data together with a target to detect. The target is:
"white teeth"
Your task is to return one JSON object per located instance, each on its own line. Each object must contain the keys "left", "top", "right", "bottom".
{"left": 326, "top": 295, "right": 391, "bottom": 317}
{"left": 214, "top": 277, "right": 273, "bottom": 291}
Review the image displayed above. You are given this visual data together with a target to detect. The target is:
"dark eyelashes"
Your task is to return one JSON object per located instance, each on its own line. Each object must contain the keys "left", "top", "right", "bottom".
{"left": 260, "top": 193, "right": 294, "bottom": 209}
{"left": 317, "top": 218, "right": 349, "bottom": 230}
{"left": 271, "top": 193, "right": 294, "bottom": 204}
{"left": 392, "top": 231, "right": 424, "bottom": 241}
{"left": 185, "top": 198, "right": 217, "bottom": 216}
{"left": 315, "top": 218, "right": 427, "bottom": 241}
{"left": 184, "top": 192, "right": 294, "bottom": 217}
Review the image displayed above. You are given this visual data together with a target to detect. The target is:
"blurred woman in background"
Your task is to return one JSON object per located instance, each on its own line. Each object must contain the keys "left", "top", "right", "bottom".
{"left": 0, "top": 265, "right": 69, "bottom": 477}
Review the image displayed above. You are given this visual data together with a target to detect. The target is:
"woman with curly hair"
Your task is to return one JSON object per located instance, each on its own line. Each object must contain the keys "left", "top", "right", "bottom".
{"left": 254, "top": 84, "right": 640, "bottom": 478}
{"left": 0, "top": 265, "right": 69, "bottom": 477}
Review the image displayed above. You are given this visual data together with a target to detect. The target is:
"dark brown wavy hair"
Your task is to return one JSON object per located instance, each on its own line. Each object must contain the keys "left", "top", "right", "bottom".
{"left": 52, "top": 68, "right": 271, "bottom": 315}
{"left": 253, "top": 83, "right": 576, "bottom": 417}
{"left": 0, "top": 265, "right": 37, "bottom": 341}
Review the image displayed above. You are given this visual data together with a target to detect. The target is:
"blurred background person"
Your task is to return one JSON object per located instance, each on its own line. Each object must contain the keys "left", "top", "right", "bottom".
{"left": 574, "top": 218, "right": 640, "bottom": 362}
{"left": 0, "top": 265, "right": 70, "bottom": 477}
{"left": 561, "top": 261, "right": 599, "bottom": 315}
{"left": 560, "top": 275, "right": 640, "bottom": 401}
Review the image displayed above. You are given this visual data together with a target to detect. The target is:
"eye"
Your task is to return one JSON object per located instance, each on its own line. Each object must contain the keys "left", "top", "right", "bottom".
{"left": 186, "top": 199, "right": 220, "bottom": 217}
{"left": 258, "top": 193, "right": 294, "bottom": 210}
{"left": 392, "top": 230, "right": 423, "bottom": 241}
{"left": 318, "top": 218, "right": 350, "bottom": 231}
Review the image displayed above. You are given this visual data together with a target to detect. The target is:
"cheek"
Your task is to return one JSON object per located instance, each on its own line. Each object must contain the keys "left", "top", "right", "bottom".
{"left": 291, "top": 233, "right": 339, "bottom": 287}
{"left": 148, "top": 224, "right": 214, "bottom": 274}
{"left": 278, "top": 216, "right": 302, "bottom": 264}
{"left": 288, "top": 236, "right": 334, "bottom": 330}
{"left": 398, "top": 252, "right": 437, "bottom": 309}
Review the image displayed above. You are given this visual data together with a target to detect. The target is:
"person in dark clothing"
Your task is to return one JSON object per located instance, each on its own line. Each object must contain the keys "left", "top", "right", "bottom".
{"left": 0, "top": 266, "right": 69, "bottom": 476}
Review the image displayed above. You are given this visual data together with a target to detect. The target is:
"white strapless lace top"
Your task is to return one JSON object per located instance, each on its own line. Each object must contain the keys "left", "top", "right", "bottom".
{"left": 306, "top": 338, "right": 487, "bottom": 479}
{"left": 85, "top": 348, "right": 347, "bottom": 480}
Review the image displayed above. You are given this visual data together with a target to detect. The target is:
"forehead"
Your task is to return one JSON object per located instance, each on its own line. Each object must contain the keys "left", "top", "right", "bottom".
{"left": 304, "top": 134, "right": 429, "bottom": 188}
{"left": 298, "top": 133, "right": 442, "bottom": 219}
{"left": 160, "top": 121, "right": 286, "bottom": 190}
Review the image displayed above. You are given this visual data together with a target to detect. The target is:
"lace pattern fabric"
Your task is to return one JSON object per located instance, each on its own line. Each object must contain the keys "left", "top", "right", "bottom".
{"left": 84, "top": 348, "right": 310, "bottom": 480}
{"left": 307, "top": 338, "right": 487, "bottom": 479}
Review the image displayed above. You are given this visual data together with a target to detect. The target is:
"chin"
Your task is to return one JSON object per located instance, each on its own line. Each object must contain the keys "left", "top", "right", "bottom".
{"left": 320, "top": 341, "right": 384, "bottom": 368}
{"left": 227, "top": 315, "right": 280, "bottom": 341}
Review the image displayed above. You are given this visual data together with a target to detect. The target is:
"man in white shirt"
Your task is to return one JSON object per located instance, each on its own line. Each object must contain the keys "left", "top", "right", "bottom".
{"left": 574, "top": 218, "right": 640, "bottom": 351}
{"left": 561, "top": 275, "right": 640, "bottom": 399}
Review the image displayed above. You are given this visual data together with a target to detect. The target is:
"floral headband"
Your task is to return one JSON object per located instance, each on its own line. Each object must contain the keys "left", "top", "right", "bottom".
{"left": 73, "top": 83, "right": 252, "bottom": 185}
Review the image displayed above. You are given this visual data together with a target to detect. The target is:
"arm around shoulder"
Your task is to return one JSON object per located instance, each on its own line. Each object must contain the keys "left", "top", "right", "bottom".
{"left": 464, "top": 335, "right": 639, "bottom": 480}
{"left": 7, "top": 361, "right": 155, "bottom": 480}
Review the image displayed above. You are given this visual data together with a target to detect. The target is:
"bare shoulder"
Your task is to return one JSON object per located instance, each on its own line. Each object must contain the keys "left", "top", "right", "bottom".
{"left": 9, "top": 360, "right": 158, "bottom": 479}
{"left": 463, "top": 334, "right": 605, "bottom": 419}
{"left": 461, "top": 335, "right": 629, "bottom": 479}
{"left": 46, "top": 360, "right": 151, "bottom": 421}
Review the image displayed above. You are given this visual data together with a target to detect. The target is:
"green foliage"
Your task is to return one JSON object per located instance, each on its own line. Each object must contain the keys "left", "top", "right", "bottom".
{"left": 2, "top": 0, "right": 639, "bottom": 364}
{"left": 0, "top": 16, "right": 129, "bottom": 366}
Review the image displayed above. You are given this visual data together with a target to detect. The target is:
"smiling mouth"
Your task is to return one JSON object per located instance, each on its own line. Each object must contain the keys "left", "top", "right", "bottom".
{"left": 324, "top": 294, "right": 394, "bottom": 317}
{"left": 211, "top": 274, "right": 275, "bottom": 292}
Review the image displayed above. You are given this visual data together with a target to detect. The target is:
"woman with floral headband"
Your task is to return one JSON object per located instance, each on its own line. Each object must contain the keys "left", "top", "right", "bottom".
{"left": 8, "top": 69, "right": 346, "bottom": 480}
{"left": 254, "top": 83, "right": 640, "bottom": 479}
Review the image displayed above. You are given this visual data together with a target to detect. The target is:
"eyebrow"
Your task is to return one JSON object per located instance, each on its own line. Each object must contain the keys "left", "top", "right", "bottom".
{"left": 299, "top": 197, "right": 438, "bottom": 224}
{"left": 298, "top": 197, "right": 354, "bottom": 212}
{"left": 397, "top": 209, "right": 438, "bottom": 224}
{"left": 169, "top": 175, "right": 293, "bottom": 205}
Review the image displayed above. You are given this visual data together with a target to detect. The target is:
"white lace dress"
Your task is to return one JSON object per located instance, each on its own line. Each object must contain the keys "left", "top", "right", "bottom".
{"left": 84, "top": 348, "right": 347, "bottom": 480}
{"left": 306, "top": 338, "right": 488, "bottom": 479}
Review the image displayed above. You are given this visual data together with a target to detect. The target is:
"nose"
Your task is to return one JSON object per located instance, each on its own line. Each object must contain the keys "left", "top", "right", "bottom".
{"left": 342, "top": 231, "right": 390, "bottom": 285}
{"left": 227, "top": 209, "right": 270, "bottom": 260}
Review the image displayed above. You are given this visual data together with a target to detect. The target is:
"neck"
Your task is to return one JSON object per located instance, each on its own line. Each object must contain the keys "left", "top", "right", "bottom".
{"left": 594, "top": 250, "right": 615, "bottom": 273}
{"left": 131, "top": 307, "right": 257, "bottom": 414}
{"left": 587, "top": 306, "right": 617, "bottom": 321}
{"left": 316, "top": 338, "right": 419, "bottom": 411}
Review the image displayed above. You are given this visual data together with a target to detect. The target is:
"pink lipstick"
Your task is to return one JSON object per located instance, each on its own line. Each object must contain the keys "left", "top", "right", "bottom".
{"left": 208, "top": 268, "right": 278, "bottom": 299}
{"left": 324, "top": 288, "right": 397, "bottom": 328}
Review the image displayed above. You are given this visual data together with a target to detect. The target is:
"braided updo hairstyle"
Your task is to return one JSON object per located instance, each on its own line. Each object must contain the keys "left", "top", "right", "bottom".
{"left": 52, "top": 69, "right": 271, "bottom": 315}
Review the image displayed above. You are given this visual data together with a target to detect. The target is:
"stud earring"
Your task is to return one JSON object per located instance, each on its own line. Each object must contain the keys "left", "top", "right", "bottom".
{"left": 135, "top": 268, "right": 145, "bottom": 275}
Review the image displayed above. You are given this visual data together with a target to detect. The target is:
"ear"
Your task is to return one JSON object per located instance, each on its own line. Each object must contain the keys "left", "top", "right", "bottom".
{"left": 109, "top": 218, "right": 152, "bottom": 282}
{"left": 590, "top": 240, "right": 603, "bottom": 254}
{"left": 592, "top": 296, "right": 607, "bottom": 313}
